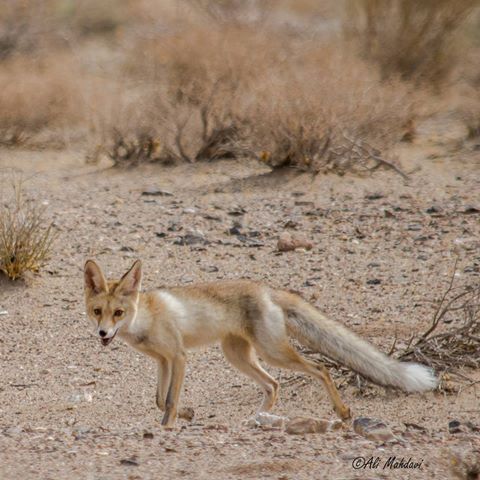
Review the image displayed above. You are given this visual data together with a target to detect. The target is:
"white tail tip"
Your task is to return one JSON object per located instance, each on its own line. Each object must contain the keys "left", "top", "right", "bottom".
{"left": 402, "top": 363, "right": 438, "bottom": 392}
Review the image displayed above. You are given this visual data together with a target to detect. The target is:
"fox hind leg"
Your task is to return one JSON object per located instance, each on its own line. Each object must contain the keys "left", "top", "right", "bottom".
{"left": 222, "top": 335, "right": 279, "bottom": 412}
{"left": 254, "top": 340, "right": 351, "bottom": 421}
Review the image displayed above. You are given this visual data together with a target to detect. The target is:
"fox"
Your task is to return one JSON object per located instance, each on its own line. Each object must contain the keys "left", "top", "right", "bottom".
{"left": 84, "top": 259, "right": 437, "bottom": 427}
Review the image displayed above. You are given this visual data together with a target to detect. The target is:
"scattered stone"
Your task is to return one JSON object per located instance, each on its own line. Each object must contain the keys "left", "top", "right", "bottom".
{"left": 236, "top": 235, "right": 264, "bottom": 247}
{"left": 141, "top": 188, "right": 173, "bottom": 197}
{"left": 228, "top": 206, "right": 246, "bottom": 216}
{"left": 283, "top": 219, "right": 299, "bottom": 229}
{"left": 448, "top": 420, "right": 479, "bottom": 434}
{"left": 246, "top": 412, "right": 287, "bottom": 429}
{"left": 119, "top": 246, "right": 135, "bottom": 252}
{"left": 178, "top": 407, "right": 195, "bottom": 421}
{"left": 143, "top": 431, "right": 154, "bottom": 440}
{"left": 365, "top": 192, "right": 384, "bottom": 200}
{"left": 449, "top": 420, "right": 462, "bottom": 434}
{"left": 0, "top": 309, "right": 7, "bottom": 316}
{"left": 459, "top": 205, "right": 480, "bottom": 215}
{"left": 407, "top": 224, "right": 422, "bottom": 231}
{"left": 277, "top": 232, "right": 313, "bottom": 252}
{"left": 426, "top": 206, "right": 443, "bottom": 216}
{"left": 285, "top": 417, "right": 330, "bottom": 435}
{"left": 173, "top": 232, "right": 208, "bottom": 246}
{"left": 229, "top": 225, "right": 242, "bottom": 235}
{"left": 69, "top": 391, "right": 93, "bottom": 404}
{"left": 366, "top": 278, "right": 381, "bottom": 285}
{"left": 120, "top": 457, "right": 139, "bottom": 466}
{"left": 155, "top": 232, "right": 167, "bottom": 238}
{"left": 294, "top": 200, "right": 314, "bottom": 207}
{"left": 353, "top": 417, "right": 396, "bottom": 443}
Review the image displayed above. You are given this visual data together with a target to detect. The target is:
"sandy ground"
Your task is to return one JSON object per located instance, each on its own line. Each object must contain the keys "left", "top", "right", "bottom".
{"left": 0, "top": 138, "right": 479, "bottom": 479}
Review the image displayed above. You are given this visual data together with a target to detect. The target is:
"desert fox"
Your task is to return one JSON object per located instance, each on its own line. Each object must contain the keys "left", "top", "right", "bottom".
{"left": 84, "top": 259, "right": 437, "bottom": 427}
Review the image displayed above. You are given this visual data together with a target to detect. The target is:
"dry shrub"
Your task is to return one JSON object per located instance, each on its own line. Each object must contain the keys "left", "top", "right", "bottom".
{"left": 103, "top": 23, "right": 411, "bottom": 174}
{"left": 0, "top": 55, "right": 83, "bottom": 146}
{"left": 345, "top": 0, "right": 478, "bottom": 84}
{"left": 398, "top": 263, "right": 480, "bottom": 374}
{"left": 247, "top": 44, "right": 412, "bottom": 174}
{"left": 0, "top": 179, "right": 55, "bottom": 280}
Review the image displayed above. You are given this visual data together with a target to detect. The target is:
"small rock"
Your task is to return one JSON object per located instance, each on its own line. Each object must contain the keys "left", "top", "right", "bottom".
{"left": 365, "top": 192, "right": 384, "bottom": 200}
{"left": 285, "top": 417, "right": 330, "bottom": 435}
{"left": 155, "top": 232, "right": 167, "bottom": 238}
{"left": 284, "top": 219, "right": 299, "bottom": 229}
{"left": 228, "top": 206, "right": 246, "bottom": 216}
{"left": 426, "top": 206, "right": 443, "bottom": 216}
{"left": 407, "top": 224, "right": 422, "bottom": 231}
{"left": 246, "top": 412, "right": 287, "bottom": 429}
{"left": 68, "top": 391, "right": 93, "bottom": 404}
{"left": 120, "top": 457, "right": 139, "bottom": 466}
{"left": 178, "top": 407, "right": 195, "bottom": 421}
{"left": 119, "top": 246, "right": 135, "bottom": 252}
{"left": 277, "top": 232, "right": 313, "bottom": 252}
{"left": 448, "top": 420, "right": 478, "bottom": 435}
{"left": 0, "top": 309, "right": 7, "bottom": 316}
{"left": 229, "top": 225, "right": 242, "bottom": 235}
{"left": 173, "top": 232, "right": 208, "bottom": 246}
{"left": 353, "top": 417, "right": 396, "bottom": 442}
{"left": 459, "top": 205, "right": 480, "bottom": 215}
{"left": 236, "top": 235, "right": 264, "bottom": 247}
{"left": 141, "top": 188, "right": 173, "bottom": 197}
{"left": 143, "top": 432, "right": 154, "bottom": 440}
{"left": 449, "top": 420, "right": 463, "bottom": 434}
{"left": 366, "top": 278, "right": 381, "bottom": 285}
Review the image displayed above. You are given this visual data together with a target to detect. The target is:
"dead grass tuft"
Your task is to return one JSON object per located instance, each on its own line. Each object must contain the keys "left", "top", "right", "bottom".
{"left": 0, "top": 179, "right": 56, "bottom": 280}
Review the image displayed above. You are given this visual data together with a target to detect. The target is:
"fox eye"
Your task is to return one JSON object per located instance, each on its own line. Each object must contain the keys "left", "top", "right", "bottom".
{"left": 93, "top": 308, "right": 101, "bottom": 316}
{"left": 114, "top": 309, "right": 124, "bottom": 317}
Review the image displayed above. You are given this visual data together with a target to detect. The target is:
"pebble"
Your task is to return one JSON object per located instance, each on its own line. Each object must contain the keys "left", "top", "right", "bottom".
{"left": 246, "top": 412, "right": 287, "bottom": 429}
{"left": 277, "top": 232, "right": 313, "bottom": 252}
{"left": 141, "top": 188, "right": 173, "bottom": 197}
{"left": 285, "top": 417, "right": 330, "bottom": 435}
{"left": 353, "top": 417, "right": 396, "bottom": 443}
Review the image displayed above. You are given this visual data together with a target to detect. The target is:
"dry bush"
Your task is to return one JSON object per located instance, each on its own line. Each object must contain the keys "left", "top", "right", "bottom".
{"left": 103, "top": 22, "right": 412, "bottom": 174}
{"left": 398, "top": 263, "right": 480, "bottom": 374}
{"left": 245, "top": 44, "right": 412, "bottom": 175}
{"left": 0, "top": 180, "right": 55, "bottom": 280}
{"left": 0, "top": 55, "right": 83, "bottom": 146}
{"left": 345, "top": 0, "right": 478, "bottom": 85}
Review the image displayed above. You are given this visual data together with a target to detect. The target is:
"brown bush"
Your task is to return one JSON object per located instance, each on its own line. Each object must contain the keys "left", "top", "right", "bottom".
{"left": 101, "top": 22, "right": 412, "bottom": 174}
{"left": 345, "top": 0, "right": 478, "bottom": 85}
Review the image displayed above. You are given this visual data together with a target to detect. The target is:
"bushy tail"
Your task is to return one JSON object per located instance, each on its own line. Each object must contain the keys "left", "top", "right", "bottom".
{"left": 275, "top": 292, "right": 437, "bottom": 392}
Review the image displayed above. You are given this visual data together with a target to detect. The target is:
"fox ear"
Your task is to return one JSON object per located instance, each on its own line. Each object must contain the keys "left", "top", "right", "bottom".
{"left": 84, "top": 260, "right": 108, "bottom": 295}
{"left": 116, "top": 260, "right": 142, "bottom": 296}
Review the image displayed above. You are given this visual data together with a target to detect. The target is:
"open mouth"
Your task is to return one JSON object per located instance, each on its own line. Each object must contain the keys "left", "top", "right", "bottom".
{"left": 101, "top": 330, "right": 117, "bottom": 346}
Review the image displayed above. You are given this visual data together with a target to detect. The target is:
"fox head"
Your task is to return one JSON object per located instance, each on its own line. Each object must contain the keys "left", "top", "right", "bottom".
{"left": 84, "top": 259, "right": 142, "bottom": 346}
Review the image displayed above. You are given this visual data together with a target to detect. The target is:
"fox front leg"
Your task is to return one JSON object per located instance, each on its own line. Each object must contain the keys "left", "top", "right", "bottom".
{"left": 161, "top": 352, "right": 186, "bottom": 427}
{"left": 155, "top": 357, "right": 171, "bottom": 411}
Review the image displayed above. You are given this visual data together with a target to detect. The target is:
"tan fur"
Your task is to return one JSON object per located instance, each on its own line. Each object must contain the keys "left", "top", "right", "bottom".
{"left": 84, "top": 260, "right": 437, "bottom": 427}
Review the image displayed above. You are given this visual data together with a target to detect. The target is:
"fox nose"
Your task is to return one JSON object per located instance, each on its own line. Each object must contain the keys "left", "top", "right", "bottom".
{"left": 99, "top": 330, "right": 107, "bottom": 338}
